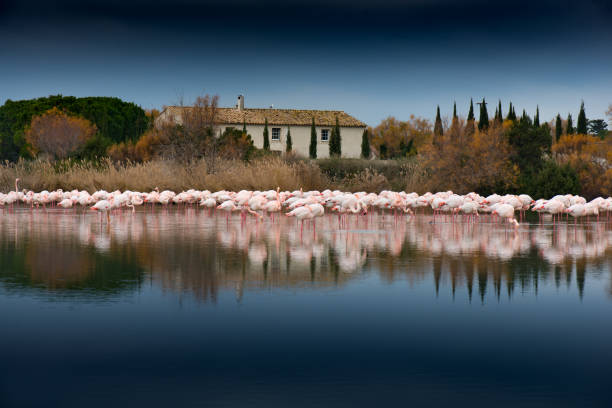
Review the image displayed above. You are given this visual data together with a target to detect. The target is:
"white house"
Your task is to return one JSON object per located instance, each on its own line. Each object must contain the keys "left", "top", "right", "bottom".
{"left": 156, "top": 95, "right": 368, "bottom": 158}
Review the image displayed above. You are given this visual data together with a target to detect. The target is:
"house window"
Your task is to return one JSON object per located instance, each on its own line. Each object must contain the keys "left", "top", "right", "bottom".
{"left": 271, "top": 128, "right": 281, "bottom": 141}
{"left": 321, "top": 129, "right": 330, "bottom": 142}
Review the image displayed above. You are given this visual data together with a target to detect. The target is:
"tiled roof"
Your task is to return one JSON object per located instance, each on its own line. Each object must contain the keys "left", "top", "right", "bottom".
{"left": 162, "top": 106, "right": 367, "bottom": 127}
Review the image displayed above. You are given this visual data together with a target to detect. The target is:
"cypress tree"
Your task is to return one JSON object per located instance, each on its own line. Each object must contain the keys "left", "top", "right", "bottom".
{"left": 335, "top": 116, "right": 341, "bottom": 156}
{"left": 497, "top": 100, "right": 503, "bottom": 122}
{"left": 566, "top": 113, "right": 574, "bottom": 134}
{"left": 478, "top": 98, "right": 489, "bottom": 131}
{"left": 309, "top": 117, "right": 317, "bottom": 159}
{"left": 242, "top": 120, "right": 247, "bottom": 135}
{"left": 262, "top": 118, "right": 270, "bottom": 150}
{"left": 555, "top": 114, "right": 563, "bottom": 142}
{"left": 466, "top": 98, "right": 475, "bottom": 135}
{"left": 434, "top": 105, "right": 443, "bottom": 137}
{"left": 494, "top": 105, "right": 499, "bottom": 123}
{"left": 577, "top": 101, "right": 587, "bottom": 134}
{"left": 534, "top": 106, "right": 540, "bottom": 127}
{"left": 507, "top": 102, "right": 517, "bottom": 121}
{"left": 451, "top": 101, "right": 458, "bottom": 129}
{"left": 286, "top": 126, "right": 292, "bottom": 152}
{"left": 361, "top": 128, "right": 371, "bottom": 159}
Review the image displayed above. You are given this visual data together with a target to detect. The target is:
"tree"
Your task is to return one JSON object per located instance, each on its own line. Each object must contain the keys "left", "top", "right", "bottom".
{"left": 566, "top": 113, "right": 574, "bottom": 134}
{"left": 262, "top": 119, "right": 270, "bottom": 150}
{"left": 433, "top": 105, "right": 443, "bottom": 143}
{"left": 309, "top": 117, "right": 317, "bottom": 159}
{"left": 217, "top": 127, "right": 255, "bottom": 161}
{"left": 361, "top": 128, "right": 371, "bottom": 159}
{"left": 422, "top": 121, "right": 517, "bottom": 194}
{"left": 525, "top": 160, "right": 580, "bottom": 199}
{"left": 478, "top": 98, "right": 489, "bottom": 131}
{"left": 466, "top": 98, "right": 475, "bottom": 135}
{"left": 156, "top": 94, "right": 219, "bottom": 163}
{"left": 496, "top": 100, "right": 503, "bottom": 123}
{"left": 587, "top": 119, "right": 608, "bottom": 139}
{"left": 577, "top": 101, "right": 587, "bottom": 134}
{"left": 0, "top": 95, "right": 149, "bottom": 161}
{"left": 25, "top": 107, "right": 97, "bottom": 159}
{"left": 242, "top": 120, "right": 247, "bottom": 136}
{"left": 285, "top": 126, "right": 292, "bottom": 152}
{"left": 507, "top": 118, "right": 551, "bottom": 176}
{"left": 369, "top": 116, "right": 432, "bottom": 158}
{"left": 534, "top": 106, "right": 540, "bottom": 127}
{"left": 328, "top": 116, "right": 342, "bottom": 157}
{"left": 555, "top": 114, "right": 563, "bottom": 142}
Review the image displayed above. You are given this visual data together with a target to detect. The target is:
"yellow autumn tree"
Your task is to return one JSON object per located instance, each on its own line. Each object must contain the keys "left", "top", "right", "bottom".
{"left": 369, "top": 115, "right": 432, "bottom": 158}
{"left": 421, "top": 120, "right": 517, "bottom": 194}
{"left": 553, "top": 134, "right": 612, "bottom": 198}
{"left": 25, "top": 107, "right": 97, "bottom": 159}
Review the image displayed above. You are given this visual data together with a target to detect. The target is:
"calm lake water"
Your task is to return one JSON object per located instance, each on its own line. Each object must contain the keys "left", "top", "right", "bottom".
{"left": 1, "top": 210, "right": 612, "bottom": 407}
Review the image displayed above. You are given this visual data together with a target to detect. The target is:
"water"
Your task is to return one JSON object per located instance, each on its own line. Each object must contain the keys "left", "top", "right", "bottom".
{"left": 1, "top": 209, "right": 612, "bottom": 407}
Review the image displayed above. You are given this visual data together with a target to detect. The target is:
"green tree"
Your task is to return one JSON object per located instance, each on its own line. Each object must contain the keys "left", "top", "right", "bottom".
{"left": 507, "top": 119, "right": 552, "bottom": 176}
{"left": 534, "top": 106, "right": 540, "bottom": 127}
{"left": 497, "top": 100, "right": 503, "bottom": 122}
{"left": 262, "top": 118, "right": 270, "bottom": 151}
{"left": 478, "top": 98, "right": 489, "bottom": 131}
{"left": 588, "top": 119, "right": 608, "bottom": 139}
{"left": 286, "top": 126, "right": 292, "bottom": 152}
{"left": 242, "top": 120, "right": 247, "bottom": 135}
{"left": 0, "top": 95, "right": 149, "bottom": 161}
{"left": 433, "top": 105, "right": 443, "bottom": 140}
{"left": 466, "top": 98, "right": 475, "bottom": 135}
{"left": 555, "top": 114, "right": 563, "bottom": 142}
{"left": 566, "top": 113, "right": 574, "bottom": 134}
{"left": 329, "top": 116, "right": 341, "bottom": 157}
{"left": 309, "top": 117, "right": 317, "bottom": 159}
{"left": 507, "top": 102, "right": 517, "bottom": 121}
{"left": 524, "top": 160, "right": 580, "bottom": 199}
{"left": 577, "top": 101, "right": 587, "bottom": 134}
{"left": 361, "top": 128, "right": 371, "bottom": 159}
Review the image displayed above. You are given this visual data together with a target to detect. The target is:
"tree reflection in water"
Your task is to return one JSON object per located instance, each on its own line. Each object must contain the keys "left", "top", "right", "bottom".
{"left": 0, "top": 210, "right": 610, "bottom": 302}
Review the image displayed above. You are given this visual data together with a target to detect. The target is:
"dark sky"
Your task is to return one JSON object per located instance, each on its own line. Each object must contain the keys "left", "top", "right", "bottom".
{"left": 1, "top": 0, "right": 611, "bottom": 125}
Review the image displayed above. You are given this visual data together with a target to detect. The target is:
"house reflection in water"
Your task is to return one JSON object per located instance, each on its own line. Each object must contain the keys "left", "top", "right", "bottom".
{"left": 0, "top": 211, "right": 611, "bottom": 302}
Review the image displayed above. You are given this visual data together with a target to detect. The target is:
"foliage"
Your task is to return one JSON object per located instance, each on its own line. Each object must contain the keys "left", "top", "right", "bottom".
{"left": 0, "top": 95, "right": 149, "bottom": 161}
{"left": 421, "top": 121, "right": 518, "bottom": 194}
{"left": 577, "top": 101, "right": 588, "bottom": 135}
{"left": 309, "top": 117, "right": 317, "bottom": 159}
{"left": 25, "top": 107, "right": 97, "bottom": 159}
{"left": 433, "top": 105, "right": 443, "bottom": 143}
{"left": 329, "top": 116, "right": 341, "bottom": 157}
{"left": 506, "top": 102, "right": 517, "bottom": 121}
{"left": 478, "top": 98, "right": 489, "bottom": 131}
{"left": 566, "top": 113, "right": 574, "bottom": 134}
{"left": 262, "top": 118, "right": 270, "bottom": 151}
{"left": 369, "top": 115, "right": 431, "bottom": 159}
{"left": 154, "top": 94, "right": 219, "bottom": 164}
{"left": 506, "top": 119, "right": 551, "bottom": 175}
{"left": 360, "top": 129, "right": 370, "bottom": 159}
{"left": 534, "top": 106, "right": 540, "bottom": 127}
{"left": 553, "top": 134, "right": 612, "bottom": 199}
{"left": 588, "top": 119, "right": 608, "bottom": 139}
{"left": 217, "top": 127, "right": 255, "bottom": 161}
{"left": 523, "top": 160, "right": 580, "bottom": 199}
{"left": 466, "top": 99, "right": 475, "bottom": 135}
{"left": 286, "top": 126, "right": 292, "bottom": 152}
{"left": 555, "top": 114, "right": 563, "bottom": 142}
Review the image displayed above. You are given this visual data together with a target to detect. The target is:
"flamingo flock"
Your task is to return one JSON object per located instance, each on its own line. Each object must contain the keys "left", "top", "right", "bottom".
{"left": 2, "top": 178, "right": 612, "bottom": 227}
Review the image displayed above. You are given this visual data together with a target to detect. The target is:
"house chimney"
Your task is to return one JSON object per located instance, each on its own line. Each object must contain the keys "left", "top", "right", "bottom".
{"left": 237, "top": 95, "right": 244, "bottom": 111}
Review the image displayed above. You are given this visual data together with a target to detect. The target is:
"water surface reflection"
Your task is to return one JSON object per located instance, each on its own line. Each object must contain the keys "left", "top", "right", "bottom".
{"left": 1, "top": 210, "right": 610, "bottom": 302}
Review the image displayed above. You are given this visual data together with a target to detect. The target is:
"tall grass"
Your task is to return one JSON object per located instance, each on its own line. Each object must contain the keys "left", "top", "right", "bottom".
{"left": 0, "top": 157, "right": 428, "bottom": 193}
{"left": 0, "top": 157, "right": 331, "bottom": 193}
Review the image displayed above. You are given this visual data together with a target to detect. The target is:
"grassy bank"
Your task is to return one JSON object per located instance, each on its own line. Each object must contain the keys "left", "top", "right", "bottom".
{"left": 0, "top": 157, "right": 427, "bottom": 193}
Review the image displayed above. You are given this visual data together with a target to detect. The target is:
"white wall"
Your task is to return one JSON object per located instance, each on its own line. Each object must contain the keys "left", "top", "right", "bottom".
{"left": 216, "top": 124, "right": 365, "bottom": 158}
